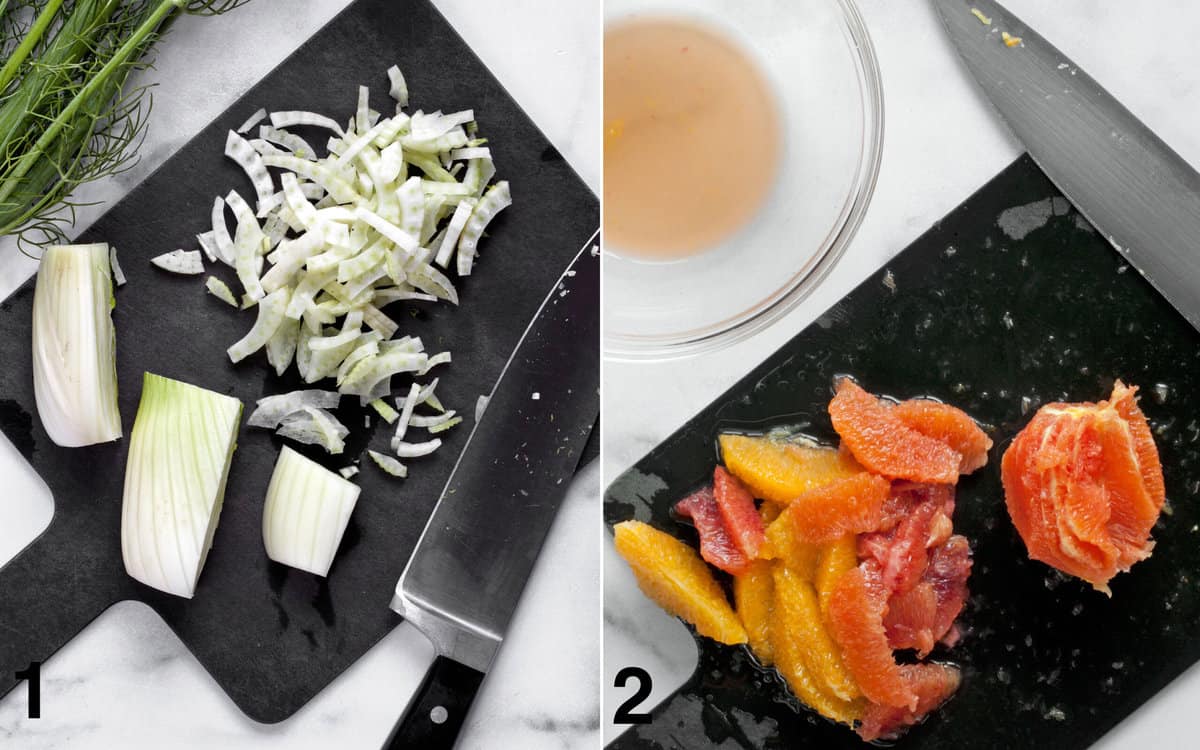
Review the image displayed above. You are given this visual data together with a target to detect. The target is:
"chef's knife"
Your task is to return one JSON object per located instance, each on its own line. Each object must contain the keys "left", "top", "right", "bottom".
{"left": 383, "top": 230, "right": 600, "bottom": 749}
{"left": 932, "top": 0, "right": 1200, "bottom": 330}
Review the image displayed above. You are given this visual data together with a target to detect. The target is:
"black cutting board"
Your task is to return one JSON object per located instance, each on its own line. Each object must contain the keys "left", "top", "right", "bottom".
{"left": 605, "top": 155, "right": 1200, "bottom": 748}
{"left": 0, "top": 0, "right": 597, "bottom": 723}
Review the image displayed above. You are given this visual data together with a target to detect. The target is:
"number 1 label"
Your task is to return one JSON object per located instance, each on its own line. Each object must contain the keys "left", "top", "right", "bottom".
{"left": 14, "top": 661, "right": 40, "bottom": 719}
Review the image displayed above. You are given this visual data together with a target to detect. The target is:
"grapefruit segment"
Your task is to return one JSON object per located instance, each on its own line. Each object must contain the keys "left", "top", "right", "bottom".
{"left": 675, "top": 486, "right": 751, "bottom": 576}
{"left": 734, "top": 560, "right": 775, "bottom": 665}
{"left": 719, "top": 433, "right": 862, "bottom": 504}
{"left": 883, "top": 581, "right": 938, "bottom": 656}
{"left": 829, "top": 379, "right": 963, "bottom": 484}
{"left": 767, "top": 472, "right": 892, "bottom": 545}
{"left": 613, "top": 521, "right": 748, "bottom": 645}
{"left": 857, "top": 663, "right": 962, "bottom": 741}
{"left": 1002, "top": 381, "right": 1164, "bottom": 593}
{"left": 893, "top": 398, "right": 993, "bottom": 474}
{"left": 826, "top": 563, "right": 917, "bottom": 710}
{"left": 713, "top": 466, "right": 766, "bottom": 558}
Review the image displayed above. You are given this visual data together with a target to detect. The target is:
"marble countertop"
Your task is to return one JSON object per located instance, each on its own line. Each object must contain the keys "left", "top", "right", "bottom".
{"left": 0, "top": 1, "right": 599, "bottom": 749}
{"left": 604, "top": 0, "right": 1200, "bottom": 747}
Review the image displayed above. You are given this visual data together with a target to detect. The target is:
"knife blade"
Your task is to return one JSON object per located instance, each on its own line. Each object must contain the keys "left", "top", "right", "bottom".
{"left": 932, "top": 0, "right": 1200, "bottom": 330}
{"left": 383, "top": 229, "right": 600, "bottom": 748}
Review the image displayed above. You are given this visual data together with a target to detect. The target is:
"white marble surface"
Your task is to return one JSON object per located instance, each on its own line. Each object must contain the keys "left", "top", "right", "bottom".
{"left": 0, "top": 1, "right": 600, "bottom": 748}
{"left": 604, "top": 0, "right": 1200, "bottom": 747}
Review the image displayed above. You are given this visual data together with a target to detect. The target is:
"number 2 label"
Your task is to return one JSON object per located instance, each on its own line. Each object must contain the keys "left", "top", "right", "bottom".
{"left": 613, "top": 666, "right": 652, "bottom": 724}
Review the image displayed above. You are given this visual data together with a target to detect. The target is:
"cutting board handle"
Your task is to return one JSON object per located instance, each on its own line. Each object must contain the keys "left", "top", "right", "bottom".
{"left": 382, "top": 655, "right": 484, "bottom": 749}
{"left": 0, "top": 516, "right": 119, "bottom": 703}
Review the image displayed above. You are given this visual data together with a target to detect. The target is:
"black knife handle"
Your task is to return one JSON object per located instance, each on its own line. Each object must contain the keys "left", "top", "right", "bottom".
{"left": 383, "top": 655, "right": 485, "bottom": 749}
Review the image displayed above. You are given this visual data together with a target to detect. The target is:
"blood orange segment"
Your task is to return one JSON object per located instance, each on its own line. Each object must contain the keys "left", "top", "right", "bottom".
{"left": 719, "top": 433, "right": 862, "bottom": 504}
{"left": 926, "top": 535, "right": 972, "bottom": 645}
{"left": 772, "top": 565, "right": 861, "bottom": 702}
{"left": 892, "top": 398, "right": 993, "bottom": 474}
{"left": 613, "top": 521, "right": 748, "bottom": 645}
{"left": 826, "top": 563, "right": 917, "bottom": 710}
{"left": 1002, "top": 381, "right": 1164, "bottom": 593}
{"left": 713, "top": 466, "right": 766, "bottom": 558}
{"left": 675, "top": 486, "right": 751, "bottom": 576}
{"left": 768, "top": 472, "right": 892, "bottom": 545}
{"left": 815, "top": 535, "right": 858, "bottom": 616}
{"left": 734, "top": 560, "right": 775, "bottom": 665}
{"left": 829, "top": 379, "right": 962, "bottom": 485}
{"left": 857, "top": 662, "right": 962, "bottom": 741}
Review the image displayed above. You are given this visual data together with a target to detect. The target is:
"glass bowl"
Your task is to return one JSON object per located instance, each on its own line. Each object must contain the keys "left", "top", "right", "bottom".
{"left": 603, "top": 0, "right": 884, "bottom": 361}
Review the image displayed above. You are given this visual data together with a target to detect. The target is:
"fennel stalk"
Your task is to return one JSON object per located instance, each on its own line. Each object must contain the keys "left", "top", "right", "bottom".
{"left": 0, "top": 0, "right": 249, "bottom": 251}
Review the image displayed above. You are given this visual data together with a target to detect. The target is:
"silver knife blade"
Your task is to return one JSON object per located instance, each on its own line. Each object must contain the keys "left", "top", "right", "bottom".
{"left": 932, "top": 0, "right": 1200, "bottom": 330}
{"left": 391, "top": 230, "right": 599, "bottom": 673}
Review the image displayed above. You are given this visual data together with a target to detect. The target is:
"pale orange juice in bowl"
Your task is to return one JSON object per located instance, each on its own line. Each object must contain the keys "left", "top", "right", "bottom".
{"left": 604, "top": 17, "right": 781, "bottom": 260}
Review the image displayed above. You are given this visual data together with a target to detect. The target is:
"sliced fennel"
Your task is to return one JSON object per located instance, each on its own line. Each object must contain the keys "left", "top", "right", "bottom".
{"left": 206, "top": 276, "right": 238, "bottom": 307}
{"left": 392, "top": 438, "right": 442, "bottom": 458}
{"left": 121, "top": 373, "right": 243, "bottom": 599}
{"left": 151, "top": 249, "right": 205, "bottom": 275}
{"left": 227, "top": 287, "right": 289, "bottom": 363}
{"left": 246, "top": 389, "right": 341, "bottom": 429}
{"left": 428, "top": 416, "right": 462, "bottom": 434}
{"left": 369, "top": 449, "right": 407, "bottom": 478}
{"left": 276, "top": 406, "right": 348, "bottom": 454}
{"left": 339, "top": 465, "right": 359, "bottom": 479}
{"left": 187, "top": 65, "right": 510, "bottom": 468}
{"left": 262, "top": 446, "right": 360, "bottom": 576}
{"left": 109, "top": 246, "right": 127, "bottom": 287}
{"left": 370, "top": 398, "right": 399, "bottom": 423}
{"left": 237, "top": 108, "right": 268, "bottom": 134}
{"left": 32, "top": 243, "right": 122, "bottom": 447}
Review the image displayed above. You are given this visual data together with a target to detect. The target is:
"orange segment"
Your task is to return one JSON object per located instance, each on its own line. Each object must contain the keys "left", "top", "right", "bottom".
{"left": 760, "top": 499, "right": 784, "bottom": 525}
{"left": 613, "top": 521, "right": 748, "bottom": 645}
{"left": 762, "top": 516, "right": 821, "bottom": 577}
{"left": 719, "top": 433, "right": 862, "bottom": 504}
{"left": 768, "top": 472, "right": 892, "bottom": 545}
{"left": 826, "top": 564, "right": 917, "bottom": 710}
{"left": 770, "top": 569, "right": 864, "bottom": 724}
{"left": 892, "top": 399, "right": 993, "bottom": 474}
{"left": 816, "top": 535, "right": 858, "bottom": 616}
{"left": 829, "top": 379, "right": 962, "bottom": 485}
{"left": 772, "top": 565, "right": 861, "bottom": 702}
{"left": 734, "top": 559, "right": 774, "bottom": 665}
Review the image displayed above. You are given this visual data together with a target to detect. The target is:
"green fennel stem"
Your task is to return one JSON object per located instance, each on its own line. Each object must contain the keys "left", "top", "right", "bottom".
{"left": 0, "top": 0, "right": 67, "bottom": 94}
{"left": 0, "top": 0, "right": 180, "bottom": 210}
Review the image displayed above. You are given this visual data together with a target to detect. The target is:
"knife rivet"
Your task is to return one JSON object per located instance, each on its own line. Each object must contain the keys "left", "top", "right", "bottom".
{"left": 430, "top": 706, "right": 449, "bottom": 724}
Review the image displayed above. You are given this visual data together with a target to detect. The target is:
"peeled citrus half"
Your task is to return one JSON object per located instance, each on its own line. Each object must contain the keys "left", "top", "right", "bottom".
{"left": 1001, "top": 381, "right": 1165, "bottom": 594}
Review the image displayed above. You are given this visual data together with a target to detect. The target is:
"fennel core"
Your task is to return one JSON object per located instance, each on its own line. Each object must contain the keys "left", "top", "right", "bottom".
{"left": 0, "top": 0, "right": 249, "bottom": 251}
